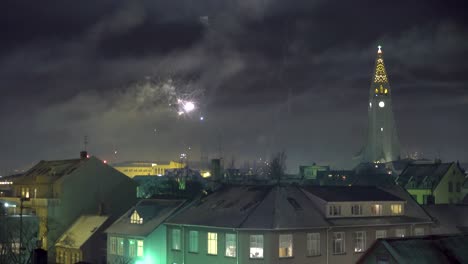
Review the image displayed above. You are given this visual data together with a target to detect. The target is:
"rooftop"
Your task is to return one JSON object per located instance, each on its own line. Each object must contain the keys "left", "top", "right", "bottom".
{"left": 56, "top": 215, "right": 109, "bottom": 249}
{"left": 303, "top": 185, "right": 403, "bottom": 202}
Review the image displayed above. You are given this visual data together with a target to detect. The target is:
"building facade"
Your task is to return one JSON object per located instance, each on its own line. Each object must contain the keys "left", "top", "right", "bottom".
{"left": 0, "top": 154, "right": 137, "bottom": 262}
{"left": 358, "top": 46, "right": 401, "bottom": 163}
{"left": 105, "top": 199, "right": 186, "bottom": 264}
{"left": 112, "top": 161, "right": 185, "bottom": 178}
{"left": 165, "top": 185, "right": 432, "bottom": 264}
{"left": 396, "top": 162, "right": 465, "bottom": 204}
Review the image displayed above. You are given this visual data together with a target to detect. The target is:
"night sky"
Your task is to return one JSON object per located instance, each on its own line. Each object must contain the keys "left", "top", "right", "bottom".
{"left": 1, "top": 0, "right": 467, "bottom": 174}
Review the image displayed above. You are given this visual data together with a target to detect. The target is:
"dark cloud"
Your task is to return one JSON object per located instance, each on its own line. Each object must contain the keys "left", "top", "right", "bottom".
{"left": 0, "top": 0, "right": 467, "bottom": 173}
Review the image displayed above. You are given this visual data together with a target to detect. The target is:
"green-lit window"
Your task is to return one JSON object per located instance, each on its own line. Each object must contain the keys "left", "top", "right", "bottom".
{"left": 189, "top": 231, "right": 198, "bottom": 253}
{"left": 117, "top": 237, "right": 124, "bottom": 256}
{"left": 225, "top": 233, "right": 236, "bottom": 257}
{"left": 172, "top": 229, "right": 181, "bottom": 250}
{"left": 137, "top": 240, "right": 144, "bottom": 257}
{"left": 110, "top": 237, "right": 117, "bottom": 254}
{"left": 128, "top": 239, "right": 136, "bottom": 257}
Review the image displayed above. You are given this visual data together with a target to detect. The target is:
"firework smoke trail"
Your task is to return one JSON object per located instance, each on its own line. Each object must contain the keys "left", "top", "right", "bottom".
{"left": 125, "top": 76, "right": 205, "bottom": 118}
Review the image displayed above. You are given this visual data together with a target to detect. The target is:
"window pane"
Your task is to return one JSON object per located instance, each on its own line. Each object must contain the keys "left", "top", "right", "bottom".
{"left": 128, "top": 239, "right": 136, "bottom": 257}
{"left": 391, "top": 204, "right": 402, "bottom": 215}
{"left": 376, "top": 230, "right": 386, "bottom": 239}
{"left": 279, "top": 234, "right": 293, "bottom": 257}
{"left": 117, "top": 238, "right": 124, "bottom": 256}
{"left": 137, "top": 240, "right": 144, "bottom": 257}
{"left": 307, "top": 233, "right": 320, "bottom": 256}
{"left": 189, "top": 231, "right": 198, "bottom": 253}
{"left": 207, "top": 232, "right": 218, "bottom": 255}
{"left": 172, "top": 229, "right": 181, "bottom": 250}
{"left": 354, "top": 231, "right": 366, "bottom": 252}
{"left": 395, "top": 229, "right": 405, "bottom": 238}
{"left": 250, "top": 235, "right": 264, "bottom": 259}
{"left": 333, "top": 232, "right": 345, "bottom": 254}
{"left": 414, "top": 228, "right": 424, "bottom": 236}
{"left": 225, "top": 234, "right": 236, "bottom": 257}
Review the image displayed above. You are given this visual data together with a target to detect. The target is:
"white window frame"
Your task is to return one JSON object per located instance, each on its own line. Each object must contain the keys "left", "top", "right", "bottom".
{"left": 332, "top": 232, "right": 345, "bottom": 254}
{"left": 137, "top": 240, "right": 144, "bottom": 257}
{"left": 189, "top": 230, "right": 198, "bottom": 253}
{"left": 249, "top": 234, "right": 264, "bottom": 259}
{"left": 395, "top": 229, "right": 406, "bottom": 238}
{"left": 351, "top": 204, "right": 363, "bottom": 216}
{"left": 329, "top": 204, "right": 342, "bottom": 216}
{"left": 390, "top": 204, "right": 402, "bottom": 215}
{"left": 110, "top": 237, "right": 117, "bottom": 254}
{"left": 414, "top": 227, "right": 424, "bottom": 236}
{"left": 117, "top": 237, "right": 124, "bottom": 256}
{"left": 354, "top": 231, "right": 366, "bottom": 253}
{"left": 371, "top": 204, "right": 383, "bottom": 216}
{"left": 128, "top": 239, "right": 136, "bottom": 257}
{"left": 172, "top": 229, "right": 181, "bottom": 250}
{"left": 225, "top": 233, "right": 236, "bottom": 257}
{"left": 279, "top": 234, "right": 293, "bottom": 258}
{"left": 307, "top": 233, "right": 320, "bottom": 256}
{"left": 376, "top": 230, "right": 387, "bottom": 239}
{"left": 207, "top": 232, "right": 218, "bottom": 255}
{"left": 130, "top": 210, "right": 143, "bottom": 224}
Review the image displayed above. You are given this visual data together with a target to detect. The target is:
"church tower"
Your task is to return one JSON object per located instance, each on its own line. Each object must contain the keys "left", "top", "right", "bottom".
{"left": 359, "top": 46, "right": 400, "bottom": 163}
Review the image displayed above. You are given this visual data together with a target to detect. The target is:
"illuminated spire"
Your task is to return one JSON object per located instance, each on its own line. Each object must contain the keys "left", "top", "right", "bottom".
{"left": 373, "top": 45, "right": 388, "bottom": 85}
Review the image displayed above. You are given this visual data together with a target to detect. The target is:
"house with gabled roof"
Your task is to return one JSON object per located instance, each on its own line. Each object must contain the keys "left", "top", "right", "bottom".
{"left": 105, "top": 199, "right": 186, "bottom": 264}
{"left": 396, "top": 162, "right": 465, "bottom": 204}
{"left": 165, "top": 184, "right": 432, "bottom": 264}
{"left": 55, "top": 215, "right": 109, "bottom": 264}
{"left": 0, "top": 152, "right": 137, "bottom": 262}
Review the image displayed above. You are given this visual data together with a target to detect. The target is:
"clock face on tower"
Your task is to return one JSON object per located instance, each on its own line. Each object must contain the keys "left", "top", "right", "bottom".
{"left": 379, "top": 101, "right": 385, "bottom": 108}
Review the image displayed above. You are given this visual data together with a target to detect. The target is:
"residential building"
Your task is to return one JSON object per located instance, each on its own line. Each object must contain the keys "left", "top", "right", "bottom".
{"left": 55, "top": 215, "right": 109, "bottom": 264}
{"left": 357, "top": 234, "right": 468, "bottom": 264}
{"left": 165, "top": 185, "right": 432, "bottom": 264}
{"left": 112, "top": 161, "right": 185, "bottom": 178}
{"left": 0, "top": 153, "right": 137, "bottom": 261}
{"left": 396, "top": 162, "right": 465, "bottom": 204}
{"left": 105, "top": 199, "right": 186, "bottom": 264}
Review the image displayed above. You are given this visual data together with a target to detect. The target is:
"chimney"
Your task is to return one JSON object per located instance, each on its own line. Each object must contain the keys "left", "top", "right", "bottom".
{"left": 80, "top": 151, "right": 88, "bottom": 159}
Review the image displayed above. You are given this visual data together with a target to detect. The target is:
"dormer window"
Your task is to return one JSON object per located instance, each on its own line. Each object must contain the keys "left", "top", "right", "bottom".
{"left": 390, "top": 204, "right": 402, "bottom": 215}
{"left": 329, "top": 205, "right": 341, "bottom": 216}
{"left": 351, "top": 204, "right": 363, "bottom": 216}
{"left": 130, "top": 210, "right": 143, "bottom": 224}
{"left": 371, "top": 204, "right": 382, "bottom": 216}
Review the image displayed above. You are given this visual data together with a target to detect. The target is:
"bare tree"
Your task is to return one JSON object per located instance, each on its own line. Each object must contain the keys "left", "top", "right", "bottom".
{"left": 0, "top": 215, "right": 38, "bottom": 264}
{"left": 269, "top": 151, "right": 287, "bottom": 184}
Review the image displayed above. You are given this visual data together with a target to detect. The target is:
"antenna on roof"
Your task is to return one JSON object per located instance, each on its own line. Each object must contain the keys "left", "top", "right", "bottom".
{"left": 80, "top": 136, "right": 89, "bottom": 159}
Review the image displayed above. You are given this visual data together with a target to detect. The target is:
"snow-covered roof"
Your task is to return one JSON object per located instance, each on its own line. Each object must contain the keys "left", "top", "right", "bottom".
{"left": 166, "top": 185, "right": 431, "bottom": 230}
{"left": 105, "top": 199, "right": 186, "bottom": 237}
{"left": 56, "top": 215, "right": 109, "bottom": 249}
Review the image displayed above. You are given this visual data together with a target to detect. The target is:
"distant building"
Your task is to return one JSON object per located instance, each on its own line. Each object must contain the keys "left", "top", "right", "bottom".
{"left": 357, "top": 46, "right": 401, "bottom": 163}
{"left": 357, "top": 234, "right": 468, "bottom": 264}
{"left": 112, "top": 161, "right": 185, "bottom": 178}
{"left": 299, "top": 164, "right": 330, "bottom": 180}
{"left": 396, "top": 162, "right": 465, "bottom": 204}
{"left": 0, "top": 153, "right": 137, "bottom": 262}
{"left": 165, "top": 185, "right": 432, "bottom": 264}
{"left": 105, "top": 199, "right": 186, "bottom": 264}
{"left": 55, "top": 215, "right": 109, "bottom": 264}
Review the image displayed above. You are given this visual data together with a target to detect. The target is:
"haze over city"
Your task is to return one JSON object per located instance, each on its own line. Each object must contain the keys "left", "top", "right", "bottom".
{"left": 1, "top": 0, "right": 467, "bottom": 172}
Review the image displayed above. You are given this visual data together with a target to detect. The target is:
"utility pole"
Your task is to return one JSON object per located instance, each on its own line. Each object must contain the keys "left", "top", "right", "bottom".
{"left": 19, "top": 197, "right": 30, "bottom": 264}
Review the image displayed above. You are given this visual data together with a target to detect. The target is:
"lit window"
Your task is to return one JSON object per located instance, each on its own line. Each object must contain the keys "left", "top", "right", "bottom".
{"left": 307, "top": 233, "right": 320, "bottom": 256}
{"left": 137, "top": 240, "right": 144, "bottom": 257}
{"left": 189, "top": 231, "right": 198, "bottom": 253}
{"left": 395, "top": 229, "right": 405, "bottom": 238}
{"left": 279, "top": 234, "right": 293, "bottom": 258}
{"left": 207, "top": 232, "right": 218, "bottom": 255}
{"left": 351, "top": 204, "right": 362, "bottom": 216}
{"left": 250, "top": 235, "right": 264, "bottom": 259}
{"left": 130, "top": 210, "right": 143, "bottom": 224}
{"left": 371, "top": 204, "right": 382, "bottom": 215}
{"left": 225, "top": 234, "right": 236, "bottom": 257}
{"left": 332, "top": 232, "right": 345, "bottom": 254}
{"left": 117, "top": 237, "right": 124, "bottom": 256}
{"left": 391, "top": 204, "right": 402, "bottom": 215}
{"left": 172, "top": 229, "right": 181, "bottom": 250}
{"left": 376, "top": 230, "right": 386, "bottom": 239}
{"left": 329, "top": 205, "right": 341, "bottom": 216}
{"left": 110, "top": 237, "right": 117, "bottom": 254}
{"left": 414, "top": 228, "right": 424, "bottom": 236}
{"left": 354, "top": 231, "right": 366, "bottom": 252}
{"left": 128, "top": 239, "right": 136, "bottom": 257}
